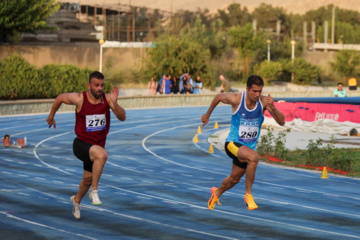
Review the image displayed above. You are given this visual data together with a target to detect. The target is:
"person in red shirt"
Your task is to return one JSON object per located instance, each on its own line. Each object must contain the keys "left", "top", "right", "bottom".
{"left": 46, "top": 71, "right": 126, "bottom": 219}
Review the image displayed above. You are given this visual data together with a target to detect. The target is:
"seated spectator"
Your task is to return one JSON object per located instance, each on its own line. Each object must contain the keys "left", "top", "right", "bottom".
{"left": 171, "top": 76, "right": 179, "bottom": 94}
{"left": 179, "top": 73, "right": 192, "bottom": 93}
{"left": 193, "top": 76, "right": 203, "bottom": 94}
{"left": 180, "top": 76, "right": 188, "bottom": 94}
{"left": 148, "top": 77, "right": 158, "bottom": 95}
{"left": 218, "top": 75, "right": 231, "bottom": 93}
{"left": 334, "top": 82, "right": 347, "bottom": 97}
{"left": 183, "top": 84, "right": 193, "bottom": 94}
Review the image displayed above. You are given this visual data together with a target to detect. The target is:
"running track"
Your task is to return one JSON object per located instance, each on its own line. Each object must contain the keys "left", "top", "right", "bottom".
{"left": 0, "top": 106, "right": 360, "bottom": 239}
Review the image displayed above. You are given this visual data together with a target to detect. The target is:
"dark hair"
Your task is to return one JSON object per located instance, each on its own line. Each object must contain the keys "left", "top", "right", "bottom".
{"left": 337, "top": 82, "right": 343, "bottom": 85}
{"left": 89, "top": 71, "right": 104, "bottom": 83}
{"left": 247, "top": 75, "right": 264, "bottom": 88}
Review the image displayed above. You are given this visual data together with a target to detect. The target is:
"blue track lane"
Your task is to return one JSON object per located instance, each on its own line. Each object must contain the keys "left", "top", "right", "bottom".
{"left": 0, "top": 106, "right": 360, "bottom": 239}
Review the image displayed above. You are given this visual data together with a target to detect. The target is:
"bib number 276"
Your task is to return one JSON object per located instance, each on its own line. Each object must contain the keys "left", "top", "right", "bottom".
{"left": 86, "top": 114, "right": 106, "bottom": 132}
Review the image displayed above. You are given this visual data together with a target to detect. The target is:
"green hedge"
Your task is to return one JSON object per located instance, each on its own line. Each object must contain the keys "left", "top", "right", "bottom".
{"left": 0, "top": 53, "right": 112, "bottom": 100}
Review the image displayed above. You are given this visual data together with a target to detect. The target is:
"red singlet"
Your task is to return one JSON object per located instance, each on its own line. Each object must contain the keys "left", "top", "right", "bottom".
{"left": 75, "top": 91, "right": 110, "bottom": 148}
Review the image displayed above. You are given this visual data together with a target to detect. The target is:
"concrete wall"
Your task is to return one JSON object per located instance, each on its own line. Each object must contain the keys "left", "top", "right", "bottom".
{"left": 0, "top": 45, "right": 145, "bottom": 69}
{"left": 301, "top": 51, "right": 337, "bottom": 75}
{"left": 0, "top": 45, "right": 337, "bottom": 75}
{"left": 2, "top": 90, "right": 360, "bottom": 116}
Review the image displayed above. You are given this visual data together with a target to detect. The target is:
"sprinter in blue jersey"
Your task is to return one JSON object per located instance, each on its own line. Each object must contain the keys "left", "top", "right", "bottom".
{"left": 201, "top": 75, "right": 285, "bottom": 210}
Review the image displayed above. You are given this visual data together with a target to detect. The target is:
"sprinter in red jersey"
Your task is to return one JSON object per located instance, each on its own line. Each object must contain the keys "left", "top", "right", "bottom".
{"left": 46, "top": 71, "right": 126, "bottom": 219}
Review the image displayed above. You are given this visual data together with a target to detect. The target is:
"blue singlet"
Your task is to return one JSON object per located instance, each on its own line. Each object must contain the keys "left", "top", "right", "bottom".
{"left": 225, "top": 91, "right": 264, "bottom": 150}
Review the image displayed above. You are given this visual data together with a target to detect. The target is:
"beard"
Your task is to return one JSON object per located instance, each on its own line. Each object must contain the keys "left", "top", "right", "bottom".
{"left": 90, "top": 88, "right": 102, "bottom": 99}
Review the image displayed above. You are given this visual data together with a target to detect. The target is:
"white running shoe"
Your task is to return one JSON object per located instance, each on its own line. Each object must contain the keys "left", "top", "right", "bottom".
{"left": 70, "top": 195, "right": 80, "bottom": 219}
{"left": 89, "top": 190, "right": 102, "bottom": 205}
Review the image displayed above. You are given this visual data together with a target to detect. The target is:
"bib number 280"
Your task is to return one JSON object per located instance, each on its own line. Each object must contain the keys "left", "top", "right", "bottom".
{"left": 240, "top": 131, "right": 258, "bottom": 139}
{"left": 86, "top": 114, "right": 106, "bottom": 132}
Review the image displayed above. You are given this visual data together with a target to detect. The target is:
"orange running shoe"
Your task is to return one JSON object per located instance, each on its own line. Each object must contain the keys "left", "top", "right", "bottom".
{"left": 244, "top": 193, "right": 258, "bottom": 210}
{"left": 208, "top": 187, "right": 221, "bottom": 210}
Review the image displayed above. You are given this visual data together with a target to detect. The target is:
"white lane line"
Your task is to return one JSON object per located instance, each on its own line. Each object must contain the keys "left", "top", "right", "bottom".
{"left": 176, "top": 180, "right": 360, "bottom": 220}
{"left": 33, "top": 132, "right": 74, "bottom": 176}
{"left": 142, "top": 123, "right": 360, "bottom": 203}
{"left": 18, "top": 192, "right": 29, "bottom": 196}
{"left": 0, "top": 211, "right": 98, "bottom": 240}
{"left": 52, "top": 181, "right": 63, "bottom": 184}
{"left": 121, "top": 177, "right": 134, "bottom": 181}
{"left": 108, "top": 185, "right": 360, "bottom": 239}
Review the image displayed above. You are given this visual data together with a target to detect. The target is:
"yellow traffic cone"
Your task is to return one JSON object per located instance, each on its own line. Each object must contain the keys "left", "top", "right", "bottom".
{"left": 194, "top": 134, "right": 199, "bottom": 143}
{"left": 321, "top": 167, "right": 329, "bottom": 179}
{"left": 214, "top": 122, "right": 219, "bottom": 129}
{"left": 197, "top": 126, "right": 202, "bottom": 134}
{"left": 208, "top": 144, "right": 214, "bottom": 153}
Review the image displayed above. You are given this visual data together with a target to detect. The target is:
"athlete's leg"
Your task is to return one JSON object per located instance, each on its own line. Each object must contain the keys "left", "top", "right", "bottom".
{"left": 89, "top": 145, "right": 108, "bottom": 191}
{"left": 237, "top": 147, "right": 259, "bottom": 195}
{"left": 74, "top": 170, "right": 92, "bottom": 204}
{"left": 215, "top": 164, "right": 246, "bottom": 198}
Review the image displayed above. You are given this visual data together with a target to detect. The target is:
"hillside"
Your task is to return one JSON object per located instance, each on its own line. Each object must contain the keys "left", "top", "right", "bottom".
{"left": 60, "top": 0, "right": 360, "bottom": 14}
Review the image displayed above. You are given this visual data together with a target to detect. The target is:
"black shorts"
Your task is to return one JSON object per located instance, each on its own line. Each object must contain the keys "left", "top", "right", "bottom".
{"left": 73, "top": 137, "right": 93, "bottom": 172}
{"left": 225, "top": 142, "right": 248, "bottom": 169}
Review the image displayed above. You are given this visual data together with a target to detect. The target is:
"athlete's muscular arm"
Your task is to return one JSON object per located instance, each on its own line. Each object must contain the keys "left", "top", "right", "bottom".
{"left": 106, "top": 86, "right": 126, "bottom": 121}
{"left": 201, "top": 93, "right": 239, "bottom": 127}
{"left": 262, "top": 94, "right": 285, "bottom": 126}
{"left": 46, "top": 93, "right": 83, "bottom": 129}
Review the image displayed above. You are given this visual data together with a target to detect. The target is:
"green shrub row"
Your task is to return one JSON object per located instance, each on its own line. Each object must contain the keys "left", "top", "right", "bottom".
{"left": 0, "top": 53, "right": 112, "bottom": 100}
{"left": 254, "top": 58, "right": 321, "bottom": 85}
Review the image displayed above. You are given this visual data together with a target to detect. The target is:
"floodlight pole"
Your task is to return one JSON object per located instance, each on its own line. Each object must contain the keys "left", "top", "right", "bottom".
{"left": 266, "top": 39, "right": 271, "bottom": 63}
{"left": 99, "top": 39, "right": 104, "bottom": 72}
{"left": 291, "top": 40, "right": 296, "bottom": 81}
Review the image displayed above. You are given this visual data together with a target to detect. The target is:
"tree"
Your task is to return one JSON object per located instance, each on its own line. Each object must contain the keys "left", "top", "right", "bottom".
{"left": 0, "top": 0, "right": 60, "bottom": 43}
{"left": 217, "top": 3, "right": 251, "bottom": 28}
{"left": 228, "top": 23, "right": 266, "bottom": 78}
{"left": 252, "top": 3, "right": 291, "bottom": 36}
{"left": 330, "top": 50, "right": 360, "bottom": 79}
{"left": 317, "top": 21, "right": 360, "bottom": 44}
{"left": 143, "top": 17, "right": 214, "bottom": 88}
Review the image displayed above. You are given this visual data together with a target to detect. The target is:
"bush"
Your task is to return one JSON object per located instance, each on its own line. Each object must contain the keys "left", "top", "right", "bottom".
{"left": 279, "top": 58, "right": 321, "bottom": 84}
{"left": 38, "top": 65, "right": 112, "bottom": 98}
{"left": 257, "top": 127, "right": 290, "bottom": 160}
{"left": 255, "top": 60, "right": 283, "bottom": 84}
{"left": 0, "top": 53, "right": 112, "bottom": 99}
{"left": 0, "top": 52, "right": 39, "bottom": 99}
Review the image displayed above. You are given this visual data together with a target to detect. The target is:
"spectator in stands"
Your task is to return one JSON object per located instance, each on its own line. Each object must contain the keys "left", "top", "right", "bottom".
{"left": 183, "top": 84, "right": 193, "bottom": 94}
{"left": 334, "top": 82, "right": 347, "bottom": 97}
{"left": 193, "top": 75, "right": 203, "bottom": 94}
{"left": 171, "top": 76, "right": 179, "bottom": 94}
{"left": 348, "top": 76, "right": 357, "bottom": 90}
{"left": 160, "top": 74, "right": 172, "bottom": 94}
{"left": 179, "top": 73, "right": 193, "bottom": 93}
{"left": 157, "top": 74, "right": 165, "bottom": 94}
{"left": 180, "top": 75, "right": 188, "bottom": 94}
{"left": 148, "top": 77, "right": 158, "bottom": 95}
{"left": 218, "top": 75, "right": 231, "bottom": 93}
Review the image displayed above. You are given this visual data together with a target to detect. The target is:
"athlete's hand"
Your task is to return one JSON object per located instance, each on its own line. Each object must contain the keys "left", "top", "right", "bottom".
{"left": 46, "top": 118, "right": 56, "bottom": 129}
{"left": 201, "top": 113, "right": 209, "bottom": 127}
{"left": 110, "top": 86, "right": 119, "bottom": 104}
{"left": 266, "top": 94, "right": 275, "bottom": 110}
